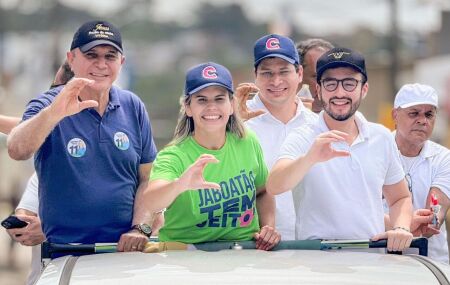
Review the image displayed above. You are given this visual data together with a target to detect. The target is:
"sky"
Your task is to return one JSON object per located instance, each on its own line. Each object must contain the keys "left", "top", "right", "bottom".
{"left": 1, "top": 0, "right": 447, "bottom": 35}
{"left": 148, "top": 0, "right": 446, "bottom": 35}
{"left": 3, "top": 0, "right": 435, "bottom": 36}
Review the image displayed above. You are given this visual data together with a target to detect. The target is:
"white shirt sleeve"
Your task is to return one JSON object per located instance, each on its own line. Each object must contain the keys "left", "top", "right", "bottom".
{"left": 16, "top": 172, "right": 39, "bottom": 214}
{"left": 432, "top": 149, "right": 450, "bottom": 199}
{"left": 384, "top": 133, "right": 406, "bottom": 185}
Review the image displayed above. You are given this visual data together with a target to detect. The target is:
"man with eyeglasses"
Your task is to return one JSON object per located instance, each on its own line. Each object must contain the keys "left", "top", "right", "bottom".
{"left": 389, "top": 83, "right": 450, "bottom": 262}
{"left": 267, "top": 47, "right": 414, "bottom": 252}
{"left": 234, "top": 34, "right": 318, "bottom": 240}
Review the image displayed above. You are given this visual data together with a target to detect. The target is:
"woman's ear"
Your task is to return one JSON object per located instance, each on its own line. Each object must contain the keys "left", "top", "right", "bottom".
{"left": 185, "top": 103, "right": 192, "bottom": 117}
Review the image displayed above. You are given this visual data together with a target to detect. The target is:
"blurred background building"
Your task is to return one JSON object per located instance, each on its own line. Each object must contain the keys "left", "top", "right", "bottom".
{"left": 1, "top": 0, "right": 449, "bottom": 283}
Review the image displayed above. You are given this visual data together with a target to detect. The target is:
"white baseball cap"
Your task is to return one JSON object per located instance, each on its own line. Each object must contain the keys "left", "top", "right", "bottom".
{"left": 394, "top": 83, "right": 438, "bottom": 109}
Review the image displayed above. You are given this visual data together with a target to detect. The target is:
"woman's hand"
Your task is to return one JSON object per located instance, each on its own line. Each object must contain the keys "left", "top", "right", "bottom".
{"left": 254, "top": 225, "right": 281, "bottom": 251}
{"left": 177, "top": 154, "right": 221, "bottom": 191}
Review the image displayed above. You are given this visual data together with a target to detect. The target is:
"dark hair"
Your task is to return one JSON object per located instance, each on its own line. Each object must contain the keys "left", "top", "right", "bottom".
{"left": 296, "top": 39, "right": 334, "bottom": 67}
{"left": 254, "top": 57, "right": 299, "bottom": 74}
{"left": 50, "top": 61, "right": 74, "bottom": 88}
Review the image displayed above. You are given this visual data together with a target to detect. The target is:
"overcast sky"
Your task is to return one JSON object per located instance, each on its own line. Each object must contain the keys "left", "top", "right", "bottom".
{"left": 2, "top": 0, "right": 448, "bottom": 36}
{"left": 158, "top": 0, "right": 450, "bottom": 35}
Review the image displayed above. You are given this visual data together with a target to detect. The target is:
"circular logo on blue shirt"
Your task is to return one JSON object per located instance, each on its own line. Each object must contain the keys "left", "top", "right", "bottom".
{"left": 114, "top": 132, "right": 130, "bottom": 150}
{"left": 67, "top": 138, "right": 87, "bottom": 158}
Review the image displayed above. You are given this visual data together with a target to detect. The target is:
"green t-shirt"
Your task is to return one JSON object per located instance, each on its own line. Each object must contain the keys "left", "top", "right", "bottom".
{"left": 150, "top": 131, "right": 268, "bottom": 243}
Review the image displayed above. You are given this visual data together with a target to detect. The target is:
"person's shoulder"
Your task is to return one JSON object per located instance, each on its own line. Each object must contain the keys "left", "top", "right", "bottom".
{"left": 225, "top": 131, "right": 250, "bottom": 147}
{"left": 421, "top": 141, "right": 450, "bottom": 176}
{"left": 300, "top": 108, "right": 319, "bottom": 124}
{"left": 367, "top": 122, "right": 391, "bottom": 133}
{"left": 113, "top": 86, "right": 145, "bottom": 105}
{"left": 155, "top": 142, "right": 187, "bottom": 163}
{"left": 35, "top": 86, "right": 63, "bottom": 101}
{"left": 160, "top": 141, "right": 183, "bottom": 153}
{"left": 366, "top": 123, "right": 396, "bottom": 148}
{"left": 160, "top": 138, "right": 195, "bottom": 155}
{"left": 426, "top": 140, "right": 450, "bottom": 159}
{"left": 112, "top": 86, "right": 150, "bottom": 122}
{"left": 361, "top": 113, "right": 392, "bottom": 139}
{"left": 297, "top": 117, "right": 320, "bottom": 135}
{"left": 244, "top": 114, "right": 263, "bottom": 127}
{"left": 427, "top": 140, "right": 449, "bottom": 152}
{"left": 45, "top": 86, "right": 64, "bottom": 96}
{"left": 112, "top": 85, "right": 134, "bottom": 95}
{"left": 244, "top": 129, "right": 257, "bottom": 140}
{"left": 229, "top": 129, "right": 260, "bottom": 142}
{"left": 152, "top": 141, "right": 190, "bottom": 178}
{"left": 285, "top": 122, "right": 318, "bottom": 147}
{"left": 25, "top": 86, "right": 63, "bottom": 111}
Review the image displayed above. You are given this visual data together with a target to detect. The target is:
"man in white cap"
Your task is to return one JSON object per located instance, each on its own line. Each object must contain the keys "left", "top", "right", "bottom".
{"left": 390, "top": 83, "right": 450, "bottom": 263}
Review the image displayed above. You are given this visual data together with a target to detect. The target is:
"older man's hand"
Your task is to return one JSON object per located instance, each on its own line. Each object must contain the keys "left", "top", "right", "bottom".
{"left": 117, "top": 230, "right": 148, "bottom": 252}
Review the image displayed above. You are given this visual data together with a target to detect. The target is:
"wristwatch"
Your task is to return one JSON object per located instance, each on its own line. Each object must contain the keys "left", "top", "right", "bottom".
{"left": 131, "top": 223, "right": 152, "bottom": 237}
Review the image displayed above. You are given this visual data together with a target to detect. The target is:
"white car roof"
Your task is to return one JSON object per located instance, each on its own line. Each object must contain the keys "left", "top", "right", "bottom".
{"left": 36, "top": 249, "right": 448, "bottom": 285}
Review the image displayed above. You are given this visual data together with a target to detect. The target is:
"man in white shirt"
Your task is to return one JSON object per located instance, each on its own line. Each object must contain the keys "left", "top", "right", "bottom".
{"left": 267, "top": 47, "right": 413, "bottom": 252}
{"left": 2, "top": 62, "right": 70, "bottom": 284}
{"left": 390, "top": 83, "right": 450, "bottom": 262}
{"left": 6, "top": 173, "right": 43, "bottom": 285}
{"left": 1, "top": 113, "right": 44, "bottom": 285}
{"left": 236, "top": 34, "right": 318, "bottom": 240}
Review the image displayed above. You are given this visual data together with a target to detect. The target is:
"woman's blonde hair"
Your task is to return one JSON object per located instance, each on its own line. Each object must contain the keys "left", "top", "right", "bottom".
{"left": 168, "top": 91, "right": 246, "bottom": 146}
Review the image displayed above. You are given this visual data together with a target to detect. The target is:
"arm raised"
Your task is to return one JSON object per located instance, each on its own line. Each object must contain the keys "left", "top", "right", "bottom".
{"left": 143, "top": 154, "right": 220, "bottom": 214}
{"left": 7, "top": 78, "right": 97, "bottom": 160}
{"left": 267, "top": 130, "right": 349, "bottom": 195}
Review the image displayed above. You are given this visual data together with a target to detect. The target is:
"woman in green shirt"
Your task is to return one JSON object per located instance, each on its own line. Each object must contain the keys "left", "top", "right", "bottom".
{"left": 144, "top": 62, "right": 280, "bottom": 250}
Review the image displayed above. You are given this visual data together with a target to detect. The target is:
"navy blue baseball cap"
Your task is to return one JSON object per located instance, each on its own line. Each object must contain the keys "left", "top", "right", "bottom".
{"left": 184, "top": 62, "right": 234, "bottom": 96}
{"left": 253, "top": 34, "right": 300, "bottom": 67}
{"left": 70, "top": 20, "right": 123, "bottom": 54}
{"left": 316, "top": 47, "right": 367, "bottom": 82}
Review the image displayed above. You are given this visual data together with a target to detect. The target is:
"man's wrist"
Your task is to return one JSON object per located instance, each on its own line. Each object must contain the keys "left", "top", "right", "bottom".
{"left": 301, "top": 152, "right": 317, "bottom": 169}
{"left": 392, "top": 226, "right": 410, "bottom": 233}
{"left": 131, "top": 223, "right": 152, "bottom": 237}
{"left": 129, "top": 228, "right": 147, "bottom": 238}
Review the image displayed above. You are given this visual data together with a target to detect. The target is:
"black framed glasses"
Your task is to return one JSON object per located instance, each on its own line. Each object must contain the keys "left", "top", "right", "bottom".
{"left": 405, "top": 173, "right": 413, "bottom": 203}
{"left": 321, "top": 78, "right": 361, "bottom": 92}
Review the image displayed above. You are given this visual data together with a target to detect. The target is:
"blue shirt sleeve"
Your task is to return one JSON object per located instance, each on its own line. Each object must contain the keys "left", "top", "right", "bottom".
{"left": 22, "top": 87, "right": 62, "bottom": 121}
{"left": 136, "top": 98, "right": 157, "bottom": 164}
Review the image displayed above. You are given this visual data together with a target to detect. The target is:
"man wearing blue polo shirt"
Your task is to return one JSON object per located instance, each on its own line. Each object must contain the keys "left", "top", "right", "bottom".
{"left": 7, "top": 20, "right": 158, "bottom": 253}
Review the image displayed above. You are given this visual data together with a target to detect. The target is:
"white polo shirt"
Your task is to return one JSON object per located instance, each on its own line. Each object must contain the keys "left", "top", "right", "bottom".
{"left": 245, "top": 94, "right": 318, "bottom": 240}
{"left": 16, "top": 172, "right": 41, "bottom": 285}
{"left": 396, "top": 137, "right": 450, "bottom": 263}
{"left": 279, "top": 111, "right": 405, "bottom": 240}
{"left": 17, "top": 172, "right": 39, "bottom": 213}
